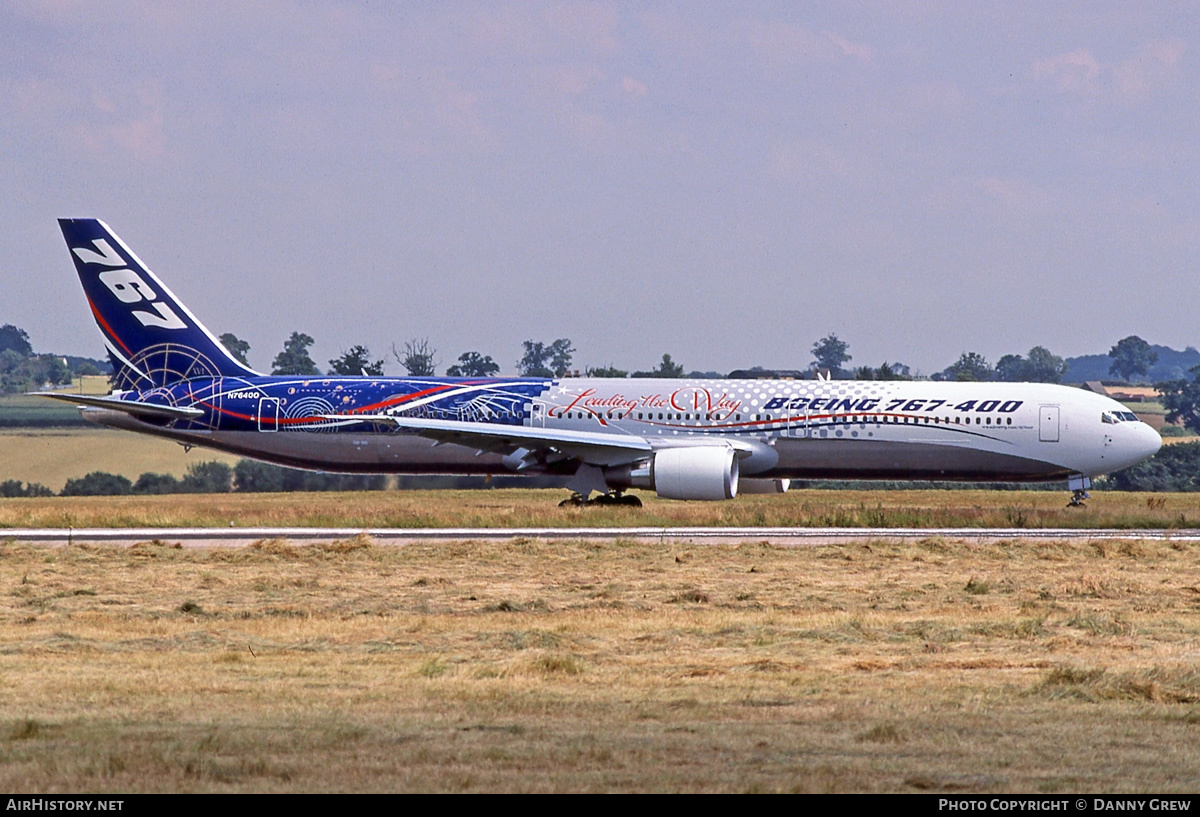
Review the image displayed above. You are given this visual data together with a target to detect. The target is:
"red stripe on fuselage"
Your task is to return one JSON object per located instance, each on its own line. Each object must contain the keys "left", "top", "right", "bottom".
{"left": 191, "top": 380, "right": 472, "bottom": 427}
{"left": 348, "top": 382, "right": 479, "bottom": 415}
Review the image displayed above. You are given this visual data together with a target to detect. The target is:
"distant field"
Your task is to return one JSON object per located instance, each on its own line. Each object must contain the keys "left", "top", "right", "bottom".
{"left": 0, "top": 376, "right": 112, "bottom": 426}
{"left": 2, "top": 379, "right": 244, "bottom": 491}
{"left": 0, "top": 393, "right": 88, "bottom": 428}
{"left": 0, "top": 428, "right": 240, "bottom": 492}
{"left": 1113, "top": 386, "right": 1160, "bottom": 399}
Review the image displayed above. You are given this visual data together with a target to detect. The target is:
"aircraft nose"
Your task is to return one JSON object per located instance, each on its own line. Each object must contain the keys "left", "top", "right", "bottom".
{"left": 1104, "top": 421, "right": 1161, "bottom": 473}
{"left": 1136, "top": 422, "right": 1163, "bottom": 461}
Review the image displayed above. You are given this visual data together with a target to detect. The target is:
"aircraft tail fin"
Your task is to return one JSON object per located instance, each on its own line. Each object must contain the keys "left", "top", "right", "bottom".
{"left": 58, "top": 219, "right": 260, "bottom": 390}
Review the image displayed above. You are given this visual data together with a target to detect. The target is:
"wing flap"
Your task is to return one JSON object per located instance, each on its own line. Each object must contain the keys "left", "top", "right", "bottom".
{"left": 322, "top": 413, "right": 654, "bottom": 465}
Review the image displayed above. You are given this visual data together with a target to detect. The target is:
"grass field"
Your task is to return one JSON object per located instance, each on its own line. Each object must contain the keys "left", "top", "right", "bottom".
{"left": 2, "top": 488, "right": 1200, "bottom": 530}
{"left": 1, "top": 534, "right": 1198, "bottom": 792}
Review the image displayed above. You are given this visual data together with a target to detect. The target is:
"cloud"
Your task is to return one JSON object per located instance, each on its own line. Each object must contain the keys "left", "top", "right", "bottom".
{"left": 1032, "top": 39, "right": 1184, "bottom": 101}
{"left": 826, "top": 32, "right": 874, "bottom": 63}
{"left": 621, "top": 77, "right": 647, "bottom": 96}
{"left": 43, "top": 82, "right": 169, "bottom": 161}
{"left": 472, "top": 1, "right": 620, "bottom": 58}
{"left": 768, "top": 140, "right": 853, "bottom": 182}
{"left": 744, "top": 20, "right": 873, "bottom": 66}
{"left": 553, "top": 67, "right": 606, "bottom": 96}
{"left": 544, "top": 1, "right": 621, "bottom": 56}
{"left": 1112, "top": 38, "right": 1184, "bottom": 100}
{"left": 1032, "top": 49, "right": 1102, "bottom": 93}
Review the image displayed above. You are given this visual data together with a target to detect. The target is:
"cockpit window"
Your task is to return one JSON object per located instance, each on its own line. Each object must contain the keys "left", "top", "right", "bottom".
{"left": 1105, "top": 411, "right": 1142, "bottom": 422}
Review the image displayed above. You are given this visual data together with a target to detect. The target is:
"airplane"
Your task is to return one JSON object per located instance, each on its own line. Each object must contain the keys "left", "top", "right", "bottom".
{"left": 44, "top": 218, "right": 1162, "bottom": 507}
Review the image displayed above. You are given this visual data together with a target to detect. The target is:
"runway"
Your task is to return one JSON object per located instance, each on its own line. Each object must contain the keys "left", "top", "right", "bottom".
{"left": 5, "top": 526, "right": 1200, "bottom": 546}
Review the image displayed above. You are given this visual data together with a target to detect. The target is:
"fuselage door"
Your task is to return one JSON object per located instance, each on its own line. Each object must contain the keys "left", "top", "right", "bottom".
{"left": 258, "top": 397, "right": 280, "bottom": 432}
{"left": 1039, "top": 404, "right": 1060, "bottom": 442}
{"left": 530, "top": 401, "right": 547, "bottom": 428}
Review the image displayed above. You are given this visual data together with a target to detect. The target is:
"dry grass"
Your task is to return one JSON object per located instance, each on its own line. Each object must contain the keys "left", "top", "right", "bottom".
{"left": 3, "top": 488, "right": 1200, "bottom": 530}
{"left": 2, "top": 534, "right": 1200, "bottom": 792}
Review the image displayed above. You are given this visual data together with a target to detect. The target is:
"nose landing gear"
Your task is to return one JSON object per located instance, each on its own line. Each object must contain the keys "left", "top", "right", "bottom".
{"left": 1067, "top": 474, "right": 1092, "bottom": 508}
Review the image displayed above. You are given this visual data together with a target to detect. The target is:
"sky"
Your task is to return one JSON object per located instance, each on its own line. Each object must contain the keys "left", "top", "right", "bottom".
{"left": 2, "top": 1, "right": 1197, "bottom": 377}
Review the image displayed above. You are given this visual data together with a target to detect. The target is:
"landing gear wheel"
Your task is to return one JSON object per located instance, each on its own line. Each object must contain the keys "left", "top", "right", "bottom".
{"left": 559, "top": 491, "right": 643, "bottom": 508}
{"left": 1067, "top": 489, "right": 1090, "bottom": 508}
{"left": 593, "top": 491, "right": 642, "bottom": 507}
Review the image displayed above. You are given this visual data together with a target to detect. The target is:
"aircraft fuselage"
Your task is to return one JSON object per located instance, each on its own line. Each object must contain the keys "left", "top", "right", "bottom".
{"left": 83, "top": 374, "right": 1162, "bottom": 483}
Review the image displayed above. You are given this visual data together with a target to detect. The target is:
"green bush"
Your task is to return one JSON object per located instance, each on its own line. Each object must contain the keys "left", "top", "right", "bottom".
{"left": 233, "top": 459, "right": 386, "bottom": 492}
{"left": 180, "top": 461, "right": 232, "bottom": 493}
{"left": 60, "top": 472, "right": 133, "bottom": 496}
{"left": 0, "top": 480, "right": 53, "bottom": 498}
{"left": 132, "top": 473, "right": 182, "bottom": 495}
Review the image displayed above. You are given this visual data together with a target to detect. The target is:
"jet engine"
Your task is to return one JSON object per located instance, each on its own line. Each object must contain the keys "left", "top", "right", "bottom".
{"left": 607, "top": 446, "right": 739, "bottom": 500}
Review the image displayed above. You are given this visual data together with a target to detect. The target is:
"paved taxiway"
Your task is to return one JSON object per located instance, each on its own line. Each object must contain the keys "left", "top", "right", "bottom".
{"left": 5, "top": 527, "right": 1200, "bottom": 546}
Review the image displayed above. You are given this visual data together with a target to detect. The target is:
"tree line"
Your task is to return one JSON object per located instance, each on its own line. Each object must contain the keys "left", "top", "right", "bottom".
{"left": 0, "top": 324, "right": 106, "bottom": 395}
{"left": 0, "top": 317, "right": 1166, "bottom": 390}
{"left": 0, "top": 459, "right": 387, "bottom": 499}
{"left": 227, "top": 330, "right": 699, "bottom": 380}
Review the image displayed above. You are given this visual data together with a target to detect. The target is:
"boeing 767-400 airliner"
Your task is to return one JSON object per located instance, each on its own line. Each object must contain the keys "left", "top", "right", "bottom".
{"left": 44, "top": 219, "right": 1162, "bottom": 506}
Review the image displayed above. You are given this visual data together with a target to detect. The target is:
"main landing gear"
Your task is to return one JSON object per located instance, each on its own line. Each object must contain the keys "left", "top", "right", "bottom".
{"left": 559, "top": 464, "right": 642, "bottom": 507}
{"left": 559, "top": 491, "right": 643, "bottom": 508}
{"left": 1068, "top": 488, "right": 1090, "bottom": 508}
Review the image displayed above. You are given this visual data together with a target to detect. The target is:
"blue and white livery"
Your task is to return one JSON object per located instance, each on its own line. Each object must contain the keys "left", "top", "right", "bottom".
{"left": 47, "top": 219, "right": 1162, "bottom": 505}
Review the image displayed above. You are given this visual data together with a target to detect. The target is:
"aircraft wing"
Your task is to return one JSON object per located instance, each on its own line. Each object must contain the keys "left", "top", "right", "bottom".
{"left": 36, "top": 392, "right": 204, "bottom": 421}
{"left": 322, "top": 413, "right": 655, "bottom": 466}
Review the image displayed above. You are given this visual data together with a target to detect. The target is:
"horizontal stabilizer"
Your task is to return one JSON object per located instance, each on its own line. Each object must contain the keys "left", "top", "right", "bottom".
{"left": 36, "top": 392, "right": 204, "bottom": 420}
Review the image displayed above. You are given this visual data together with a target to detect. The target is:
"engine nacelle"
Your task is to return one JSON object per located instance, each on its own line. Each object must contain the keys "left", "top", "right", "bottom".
{"left": 738, "top": 478, "right": 790, "bottom": 494}
{"left": 609, "top": 446, "right": 739, "bottom": 501}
